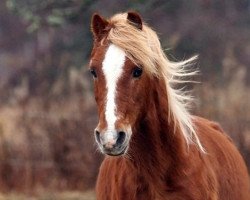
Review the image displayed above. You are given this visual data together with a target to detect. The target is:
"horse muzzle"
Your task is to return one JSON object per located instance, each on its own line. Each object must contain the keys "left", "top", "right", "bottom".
{"left": 95, "top": 129, "right": 130, "bottom": 156}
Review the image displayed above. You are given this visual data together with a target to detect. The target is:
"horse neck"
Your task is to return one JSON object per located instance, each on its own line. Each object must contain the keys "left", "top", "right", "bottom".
{"left": 128, "top": 77, "right": 187, "bottom": 176}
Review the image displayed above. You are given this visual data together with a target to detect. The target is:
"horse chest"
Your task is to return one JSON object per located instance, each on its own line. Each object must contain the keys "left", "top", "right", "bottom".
{"left": 96, "top": 158, "right": 219, "bottom": 200}
{"left": 96, "top": 159, "right": 157, "bottom": 200}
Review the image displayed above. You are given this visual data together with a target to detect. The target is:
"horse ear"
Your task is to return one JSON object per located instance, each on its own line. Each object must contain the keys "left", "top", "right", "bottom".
{"left": 127, "top": 11, "right": 143, "bottom": 30}
{"left": 91, "top": 13, "right": 109, "bottom": 40}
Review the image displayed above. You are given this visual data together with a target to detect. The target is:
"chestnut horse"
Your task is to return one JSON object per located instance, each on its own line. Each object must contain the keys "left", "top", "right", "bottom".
{"left": 89, "top": 12, "right": 250, "bottom": 200}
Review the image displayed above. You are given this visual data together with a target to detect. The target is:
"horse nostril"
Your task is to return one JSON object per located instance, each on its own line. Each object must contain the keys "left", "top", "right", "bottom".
{"left": 116, "top": 131, "right": 126, "bottom": 146}
{"left": 95, "top": 130, "right": 101, "bottom": 143}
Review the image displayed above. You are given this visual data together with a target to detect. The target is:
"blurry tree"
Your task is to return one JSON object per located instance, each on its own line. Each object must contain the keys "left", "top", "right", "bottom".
{"left": 6, "top": 0, "right": 96, "bottom": 30}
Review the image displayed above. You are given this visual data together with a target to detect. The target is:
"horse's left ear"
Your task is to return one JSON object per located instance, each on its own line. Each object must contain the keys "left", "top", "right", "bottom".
{"left": 127, "top": 12, "right": 143, "bottom": 30}
{"left": 91, "top": 13, "right": 109, "bottom": 40}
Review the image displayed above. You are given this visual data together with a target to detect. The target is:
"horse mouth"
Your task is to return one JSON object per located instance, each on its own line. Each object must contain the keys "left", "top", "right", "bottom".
{"left": 103, "top": 146, "right": 128, "bottom": 156}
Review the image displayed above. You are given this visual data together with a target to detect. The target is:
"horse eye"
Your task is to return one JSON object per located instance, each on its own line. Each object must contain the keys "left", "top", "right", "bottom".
{"left": 132, "top": 67, "right": 143, "bottom": 78}
{"left": 90, "top": 68, "right": 97, "bottom": 78}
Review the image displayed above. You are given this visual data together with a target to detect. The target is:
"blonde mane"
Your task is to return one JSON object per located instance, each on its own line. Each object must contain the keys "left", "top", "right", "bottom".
{"left": 106, "top": 13, "right": 205, "bottom": 152}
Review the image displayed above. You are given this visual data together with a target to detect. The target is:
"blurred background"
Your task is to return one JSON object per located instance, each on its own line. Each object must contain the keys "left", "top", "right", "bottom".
{"left": 0, "top": 0, "right": 249, "bottom": 199}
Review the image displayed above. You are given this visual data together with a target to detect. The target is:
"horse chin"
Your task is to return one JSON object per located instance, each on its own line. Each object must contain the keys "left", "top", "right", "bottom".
{"left": 104, "top": 146, "right": 128, "bottom": 157}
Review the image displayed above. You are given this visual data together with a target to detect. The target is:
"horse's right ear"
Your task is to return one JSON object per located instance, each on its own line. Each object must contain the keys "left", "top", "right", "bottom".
{"left": 91, "top": 13, "right": 109, "bottom": 40}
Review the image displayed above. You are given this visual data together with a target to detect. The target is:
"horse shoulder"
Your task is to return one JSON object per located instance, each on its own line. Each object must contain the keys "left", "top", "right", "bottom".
{"left": 193, "top": 116, "right": 250, "bottom": 200}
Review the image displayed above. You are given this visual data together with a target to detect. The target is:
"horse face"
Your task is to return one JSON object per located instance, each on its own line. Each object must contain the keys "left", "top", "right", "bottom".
{"left": 90, "top": 43, "right": 149, "bottom": 156}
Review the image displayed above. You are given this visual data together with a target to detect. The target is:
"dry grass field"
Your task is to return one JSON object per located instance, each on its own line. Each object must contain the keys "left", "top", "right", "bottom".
{"left": 0, "top": 190, "right": 95, "bottom": 200}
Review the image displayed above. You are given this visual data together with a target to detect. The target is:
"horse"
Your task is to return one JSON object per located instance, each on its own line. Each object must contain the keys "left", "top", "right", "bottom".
{"left": 88, "top": 12, "right": 250, "bottom": 200}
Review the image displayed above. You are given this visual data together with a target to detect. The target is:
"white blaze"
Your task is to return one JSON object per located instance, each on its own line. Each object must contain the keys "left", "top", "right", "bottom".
{"left": 102, "top": 44, "right": 126, "bottom": 139}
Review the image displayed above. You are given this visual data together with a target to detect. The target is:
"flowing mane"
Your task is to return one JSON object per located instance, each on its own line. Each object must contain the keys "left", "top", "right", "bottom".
{"left": 104, "top": 13, "right": 204, "bottom": 152}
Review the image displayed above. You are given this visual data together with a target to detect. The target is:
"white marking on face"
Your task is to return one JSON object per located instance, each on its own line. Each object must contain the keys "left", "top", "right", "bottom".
{"left": 102, "top": 44, "right": 126, "bottom": 140}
